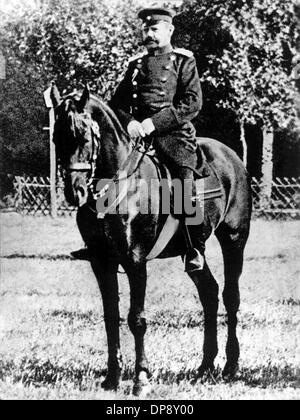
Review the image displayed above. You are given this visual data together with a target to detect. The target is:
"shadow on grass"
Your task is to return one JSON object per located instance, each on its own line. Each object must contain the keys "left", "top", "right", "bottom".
{"left": 246, "top": 253, "right": 287, "bottom": 262}
{"left": 48, "top": 310, "right": 127, "bottom": 325}
{"left": 50, "top": 309, "right": 99, "bottom": 323}
{"left": 0, "top": 358, "right": 110, "bottom": 390}
{"left": 277, "top": 298, "right": 300, "bottom": 307}
{"left": 143, "top": 365, "right": 299, "bottom": 389}
{"left": 236, "top": 365, "right": 300, "bottom": 389}
{"left": 1, "top": 358, "right": 298, "bottom": 391}
{"left": 0, "top": 253, "right": 74, "bottom": 261}
{"left": 148, "top": 308, "right": 296, "bottom": 330}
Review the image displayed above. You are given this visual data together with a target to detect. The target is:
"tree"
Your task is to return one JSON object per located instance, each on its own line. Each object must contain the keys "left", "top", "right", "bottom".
{"left": 175, "top": 0, "right": 298, "bottom": 203}
{"left": 0, "top": 0, "right": 298, "bottom": 194}
{"left": 0, "top": 0, "right": 144, "bottom": 183}
{"left": 7, "top": 0, "right": 143, "bottom": 97}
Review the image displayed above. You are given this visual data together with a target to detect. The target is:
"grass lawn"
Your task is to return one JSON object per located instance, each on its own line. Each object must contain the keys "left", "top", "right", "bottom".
{"left": 0, "top": 213, "right": 299, "bottom": 400}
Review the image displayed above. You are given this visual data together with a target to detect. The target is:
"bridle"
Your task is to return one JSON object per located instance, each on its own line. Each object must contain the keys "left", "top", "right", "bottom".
{"left": 65, "top": 119, "right": 101, "bottom": 194}
{"left": 63, "top": 114, "right": 154, "bottom": 203}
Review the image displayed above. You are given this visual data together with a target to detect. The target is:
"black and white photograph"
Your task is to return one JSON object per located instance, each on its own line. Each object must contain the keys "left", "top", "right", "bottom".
{"left": 0, "top": 0, "right": 299, "bottom": 401}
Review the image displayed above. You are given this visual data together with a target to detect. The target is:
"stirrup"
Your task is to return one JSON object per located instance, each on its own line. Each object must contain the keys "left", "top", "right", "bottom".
{"left": 184, "top": 248, "right": 205, "bottom": 273}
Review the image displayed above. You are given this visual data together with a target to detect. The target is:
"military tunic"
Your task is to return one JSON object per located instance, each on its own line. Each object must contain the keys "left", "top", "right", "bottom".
{"left": 109, "top": 45, "right": 203, "bottom": 172}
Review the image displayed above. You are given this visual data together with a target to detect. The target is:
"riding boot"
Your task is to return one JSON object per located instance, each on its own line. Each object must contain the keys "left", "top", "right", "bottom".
{"left": 178, "top": 167, "right": 205, "bottom": 272}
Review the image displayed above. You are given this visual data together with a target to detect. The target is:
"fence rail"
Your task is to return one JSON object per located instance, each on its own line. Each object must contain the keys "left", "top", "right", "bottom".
{"left": 9, "top": 176, "right": 300, "bottom": 220}
{"left": 251, "top": 177, "right": 300, "bottom": 220}
{"left": 13, "top": 176, "right": 76, "bottom": 216}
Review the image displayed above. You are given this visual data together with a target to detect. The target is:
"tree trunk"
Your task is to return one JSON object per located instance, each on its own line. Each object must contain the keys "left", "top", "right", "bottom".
{"left": 240, "top": 119, "right": 247, "bottom": 167}
{"left": 261, "top": 125, "right": 274, "bottom": 208}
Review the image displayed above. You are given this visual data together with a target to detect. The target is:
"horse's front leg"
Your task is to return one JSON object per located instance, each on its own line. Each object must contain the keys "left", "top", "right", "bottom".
{"left": 189, "top": 262, "right": 219, "bottom": 377}
{"left": 125, "top": 262, "right": 150, "bottom": 396}
{"left": 90, "top": 256, "right": 121, "bottom": 391}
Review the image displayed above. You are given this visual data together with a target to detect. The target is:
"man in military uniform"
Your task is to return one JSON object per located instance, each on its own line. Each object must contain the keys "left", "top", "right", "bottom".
{"left": 109, "top": 7, "right": 207, "bottom": 271}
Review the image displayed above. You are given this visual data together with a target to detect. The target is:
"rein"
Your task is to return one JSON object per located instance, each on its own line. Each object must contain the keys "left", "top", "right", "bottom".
{"left": 66, "top": 114, "right": 153, "bottom": 212}
{"left": 92, "top": 137, "right": 154, "bottom": 202}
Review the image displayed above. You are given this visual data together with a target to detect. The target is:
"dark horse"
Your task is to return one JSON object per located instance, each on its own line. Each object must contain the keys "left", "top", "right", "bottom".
{"left": 51, "top": 85, "right": 251, "bottom": 395}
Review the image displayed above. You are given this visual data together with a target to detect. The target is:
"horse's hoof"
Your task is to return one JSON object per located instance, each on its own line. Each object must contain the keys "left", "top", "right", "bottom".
{"left": 197, "top": 363, "right": 215, "bottom": 379}
{"left": 101, "top": 376, "right": 120, "bottom": 392}
{"left": 133, "top": 371, "right": 151, "bottom": 397}
{"left": 222, "top": 362, "right": 239, "bottom": 381}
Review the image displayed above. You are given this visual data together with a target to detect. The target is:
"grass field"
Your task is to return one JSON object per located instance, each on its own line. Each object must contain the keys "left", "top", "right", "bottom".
{"left": 0, "top": 212, "right": 299, "bottom": 400}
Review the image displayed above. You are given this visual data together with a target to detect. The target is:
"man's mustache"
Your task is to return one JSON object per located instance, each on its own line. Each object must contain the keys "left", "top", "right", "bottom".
{"left": 144, "top": 38, "right": 158, "bottom": 45}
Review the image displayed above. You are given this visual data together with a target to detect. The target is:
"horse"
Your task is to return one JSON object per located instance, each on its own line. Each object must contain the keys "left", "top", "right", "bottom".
{"left": 51, "top": 84, "right": 252, "bottom": 396}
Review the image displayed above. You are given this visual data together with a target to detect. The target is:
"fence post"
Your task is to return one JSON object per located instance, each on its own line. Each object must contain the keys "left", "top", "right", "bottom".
{"left": 15, "top": 176, "right": 23, "bottom": 211}
{"left": 261, "top": 125, "right": 274, "bottom": 209}
{"left": 43, "top": 87, "right": 57, "bottom": 218}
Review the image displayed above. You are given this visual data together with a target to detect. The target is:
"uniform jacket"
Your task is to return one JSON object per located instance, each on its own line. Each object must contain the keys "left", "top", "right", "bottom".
{"left": 109, "top": 45, "right": 204, "bottom": 171}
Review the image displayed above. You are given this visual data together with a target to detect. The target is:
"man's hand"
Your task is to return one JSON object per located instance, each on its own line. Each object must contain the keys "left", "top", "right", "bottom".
{"left": 141, "top": 118, "right": 155, "bottom": 136}
{"left": 127, "top": 120, "right": 145, "bottom": 139}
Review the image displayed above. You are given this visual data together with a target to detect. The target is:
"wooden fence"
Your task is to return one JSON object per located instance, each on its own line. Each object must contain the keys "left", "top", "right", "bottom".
{"left": 13, "top": 176, "right": 76, "bottom": 216}
{"left": 11, "top": 176, "right": 300, "bottom": 220}
{"left": 251, "top": 177, "right": 300, "bottom": 220}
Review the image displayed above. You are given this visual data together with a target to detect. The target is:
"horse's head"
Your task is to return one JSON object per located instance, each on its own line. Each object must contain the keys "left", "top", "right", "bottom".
{"left": 51, "top": 84, "right": 100, "bottom": 207}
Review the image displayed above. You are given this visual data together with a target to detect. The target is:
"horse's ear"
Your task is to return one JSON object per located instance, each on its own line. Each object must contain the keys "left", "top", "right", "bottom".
{"left": 78, "top": 84, "right": 90, "bottom": 111}
{"left": 50, "top": 82, "right": 61, "bottom": 108}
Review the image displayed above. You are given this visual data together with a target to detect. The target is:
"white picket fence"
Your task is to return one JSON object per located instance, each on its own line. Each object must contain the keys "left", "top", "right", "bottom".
{"left": 10, "top": 175, "right": 300, "bottom": 219}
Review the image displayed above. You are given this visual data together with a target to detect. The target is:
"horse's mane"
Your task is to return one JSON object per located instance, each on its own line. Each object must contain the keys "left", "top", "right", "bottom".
{"left": 65, "top": 91, "right": 129, "bottom": 143}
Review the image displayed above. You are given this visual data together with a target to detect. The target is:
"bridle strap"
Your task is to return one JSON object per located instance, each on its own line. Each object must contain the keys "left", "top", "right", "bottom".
{"left": 66, "top": 120, "right": 100, "bottom": 180}
{"left": 64, "top": 115, "right": 153, "bottom": 204}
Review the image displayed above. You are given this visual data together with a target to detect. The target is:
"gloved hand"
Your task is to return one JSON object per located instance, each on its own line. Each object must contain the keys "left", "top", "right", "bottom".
{"left": 141, "top": 118, "right": 155, "bottom": 136}
{"left": 127, "top": 120, "right": 146, "bottom": 139}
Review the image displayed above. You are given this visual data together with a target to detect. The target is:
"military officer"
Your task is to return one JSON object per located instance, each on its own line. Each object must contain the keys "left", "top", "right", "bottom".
{"left": 109, "top": 7, "right": 206, "bottom": 271}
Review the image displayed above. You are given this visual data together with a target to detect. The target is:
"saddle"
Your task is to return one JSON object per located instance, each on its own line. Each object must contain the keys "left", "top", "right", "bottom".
{"left": 146, "top": 139, "right": 221, "bottom": 202}
{"left": 145, "top": 141, "right": 223, "bottom": 260}
{"left": 96, "top": 138, "right": 222, "bottom": 260}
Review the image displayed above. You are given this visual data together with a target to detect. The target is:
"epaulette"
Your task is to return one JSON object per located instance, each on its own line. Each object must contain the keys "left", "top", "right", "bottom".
{"left": 173, "top": 48, "right": 194, "bottom": 58}
{"left": 128, "top": 51, "right": 147, "bottom": 63}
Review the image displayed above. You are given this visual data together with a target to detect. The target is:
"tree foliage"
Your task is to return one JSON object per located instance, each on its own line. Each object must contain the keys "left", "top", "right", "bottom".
{"left": 2, "top": 0, "right": 142, "bottom": 97}
{"left": 0, "top": 0, "right": 142, "bottom": 182}
{"left": 175, "top": 0, "right": 298, "bottom": 129}
{"left": 0, "top": 0, "right": 298, "bottom": 185}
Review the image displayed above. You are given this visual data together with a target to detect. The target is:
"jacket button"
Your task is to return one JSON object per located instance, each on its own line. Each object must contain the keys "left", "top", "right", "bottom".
{"left": 170, "top": 55, "right": 176, "bottom": 61}
{"left": 133, "top": 94, "right": 138, "bottom": 98}
{"left": 132, "top": 81, "right": 137, "bottom": 86}
{"left": 161, "top": 77, "right": 167, "bottom": 82}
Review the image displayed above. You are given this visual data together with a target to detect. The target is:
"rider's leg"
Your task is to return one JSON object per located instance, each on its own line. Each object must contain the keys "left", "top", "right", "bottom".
{"left": 177, "top": 166, "right": 205, "bottom": 272}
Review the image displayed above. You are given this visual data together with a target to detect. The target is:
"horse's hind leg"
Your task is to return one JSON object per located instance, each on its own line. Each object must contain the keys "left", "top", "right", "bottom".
{"left": 216, "top": 225, "right": 248, "bottom": 379}
{"left": 125, "top": 262, "right": 150, "bottom": 396}
{"left": 189, "top": 262, "right": 219, "bottom": 376}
